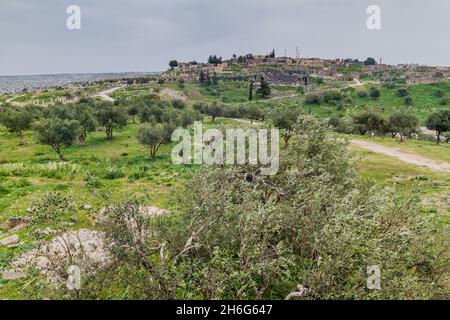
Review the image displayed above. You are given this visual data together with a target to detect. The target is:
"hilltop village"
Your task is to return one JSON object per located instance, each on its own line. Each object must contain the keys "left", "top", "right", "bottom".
{"left": 162, "top": 51, "right": 450, "bottom": 86}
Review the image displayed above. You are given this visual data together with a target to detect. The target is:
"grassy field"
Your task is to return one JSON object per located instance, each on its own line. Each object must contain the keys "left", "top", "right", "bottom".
{"left": 347, "top": 82, "right": 450, "bottom": 120}
{"left": 1, "top": 77, "right": 449, "bottom": 299}
{"left": 350, "top": 146, "right": 450, "bottom": 219}
{"left": 352, "top": 135, "right": 450, "bottom": 163}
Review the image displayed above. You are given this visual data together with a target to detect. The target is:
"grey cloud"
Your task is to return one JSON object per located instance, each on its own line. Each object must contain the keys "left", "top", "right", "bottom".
{"left": 0, "top": 0, "right": 449, "bottom": 75}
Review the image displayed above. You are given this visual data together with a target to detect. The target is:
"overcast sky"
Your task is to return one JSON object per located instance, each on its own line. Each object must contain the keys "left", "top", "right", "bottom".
{"left": 1, "top": 0, "right": 450, "bottom": 75}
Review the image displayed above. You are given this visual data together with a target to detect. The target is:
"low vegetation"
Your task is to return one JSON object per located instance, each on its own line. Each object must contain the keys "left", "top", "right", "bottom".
{"left": 0, "top": 71, "right": 449, "bottom": 300}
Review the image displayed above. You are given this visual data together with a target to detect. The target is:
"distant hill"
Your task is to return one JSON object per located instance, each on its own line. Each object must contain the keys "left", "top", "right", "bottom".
{"left": 0, "top": 72, "right": 160, "bottom": 94}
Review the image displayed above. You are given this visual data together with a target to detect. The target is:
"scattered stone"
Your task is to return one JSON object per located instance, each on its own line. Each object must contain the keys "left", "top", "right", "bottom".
{"left": 84, "top": 204, "right": 92, "bottom": 210}
{"left": 32, "top": 228, "right": 57, "bottom": 237}
{"left": 447, "top": 197, "right": 450, "bottom": 207}
{"left": 1, "top": 270, "right": 26, "bottom": 281}
{"left": 14, "top": 229, "right": 110, "bottom": 282}
{"left": 0, "top": 235, "right": 20, "bottom": 247}
{"left": 9, "top": 223, "right": 27, "bottom": 233}
{"left": 1, "top": 217, "right": 29, "bottom": 231}
{"left": 139, "top": 206, "right": 169, "bottom": 218}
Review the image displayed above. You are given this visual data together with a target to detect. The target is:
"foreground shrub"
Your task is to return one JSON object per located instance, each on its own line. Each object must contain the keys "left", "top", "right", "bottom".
{"left": 28, "top": 117, "right": 449, "bottom": 300}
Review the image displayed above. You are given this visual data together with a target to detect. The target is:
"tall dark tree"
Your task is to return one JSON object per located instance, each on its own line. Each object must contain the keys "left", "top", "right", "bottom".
{"left": 248, "top": 80, "right": 254, "bottom": 102}
{"left": 256, "top": 76, "right": 271, "bottom": 98}
{"left": 364, "top": 57, "right": 377, "bottom": 65}
{"left": 169, "top": 60, "right": 178, "bottom": 70}
{"left": 207, "top": 55, "right": 222, "bottom": 65}
{"left": 269, "top": 49, "right": 276, "bottom": 58}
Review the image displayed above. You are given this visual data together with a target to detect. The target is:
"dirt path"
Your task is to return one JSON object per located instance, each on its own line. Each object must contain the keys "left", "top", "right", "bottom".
{"left": 349, "top": 78, "right": 364, "bottom": 87}
{"left": 352, "top": 140, "right": 450, "bottom": 173}
{"left": 94, "top": 86, "right": 124, "bottom": 102}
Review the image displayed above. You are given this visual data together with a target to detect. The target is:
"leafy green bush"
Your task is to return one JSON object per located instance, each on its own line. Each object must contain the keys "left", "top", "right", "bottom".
{"left": 357, "top": 91, "right": 368, "bottom": 98}
{"left": 305, "top": 94, "right": 320, "bottom": 104}
{"left": 103, "top": 166, "right": 126, "bottom": 180}
{"left": 84, "top": 172, "right": 103, "bottom": 189}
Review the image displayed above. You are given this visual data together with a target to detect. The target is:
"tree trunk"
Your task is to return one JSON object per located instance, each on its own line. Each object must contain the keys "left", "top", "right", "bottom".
{"left": 79, "top": 132, "right": 86, "bottom": 144}
{"left": 56, "top": 146, "right": 64, "bottom": 161}
{"left": 284, "top": 136, "right": 290, "bottom": 149}
{"left": 106, "top": 128, "right": 113, "bottom": 140}
{"left": 436, "top": 131, "right": 441, "bottom": 145}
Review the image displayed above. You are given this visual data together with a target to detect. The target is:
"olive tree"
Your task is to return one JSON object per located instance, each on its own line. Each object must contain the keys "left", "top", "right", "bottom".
{"left": 0, "top": 108, "right": 33, "bottom": 138}
{"left": 34, "top": 118, "right": 80, "bottom": 161}
{"left": 353, "top": 110, "right": 385, "bottom": 136}
{"left": 137, "top": 123, "right": 175, "bottom": 159}
{"left": 270, "top": 107, "right": 300, "bottom": 148}
{"left": 96, "top": 103, "right": 128, "bottom": 140}
{"left": 127, "top": 104, "right": 140, "bottom": 123}
{"left": 74, "top": 104, "right": 97, "bottom": 144}
{"left": 388, "top": 111, "right": 419, "bottom": 142}
{"left": 205, "top": 102, "right": 224, "bottom": 123}
{"left": 426, "top": 110, "right": 450, "bottom": 144}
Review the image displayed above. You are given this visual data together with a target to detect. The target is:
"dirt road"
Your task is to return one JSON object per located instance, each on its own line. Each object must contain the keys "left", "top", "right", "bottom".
{"left": 94, "top": 86, "right": 124, "bottom": 102}
{"left": 352, "top": 140, "right": 450, "bottom": 173}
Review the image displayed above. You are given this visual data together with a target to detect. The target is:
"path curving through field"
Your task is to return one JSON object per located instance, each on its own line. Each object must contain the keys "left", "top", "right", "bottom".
{"left": 351, "top": 140, "right": 450, "bottom": 173}
{"left": 94, "top": 86, "right": 124, "bottom": 102}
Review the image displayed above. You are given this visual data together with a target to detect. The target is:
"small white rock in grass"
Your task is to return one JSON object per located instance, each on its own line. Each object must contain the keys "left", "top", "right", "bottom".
{"left": 13, "top": 229, "right": 110, "bottom": 283}
{"left": 0, "top": 235, "right": 20, "bottom": 247}
{"left": 1, "top": 270, "right": 26, "bottom": 281}
{"left": 9, "top": 223, "right": 27, "bottom": 233}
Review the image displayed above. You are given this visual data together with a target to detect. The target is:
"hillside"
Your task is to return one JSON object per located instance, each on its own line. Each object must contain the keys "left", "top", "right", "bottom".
{"left": 0, "top": 55, "right": 449, "bottom": 300}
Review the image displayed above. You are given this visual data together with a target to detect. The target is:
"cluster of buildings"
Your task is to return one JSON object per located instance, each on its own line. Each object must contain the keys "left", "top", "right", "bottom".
{"left": 361, "top": 63, "right": 450, "bottom": 84}
{"left": 162, "top": 54, "right": 450, "bottom": 86}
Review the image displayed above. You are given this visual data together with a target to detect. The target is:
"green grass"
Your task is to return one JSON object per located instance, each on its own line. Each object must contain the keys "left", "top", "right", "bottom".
{"left": 0, "top": 122, "right": 198, "bottom": 220}
{"left": 348, "top": 82, "right": 450, "bottom": 120}
{"left": 350, "top": 147, "right": 450, "bottom": 223}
